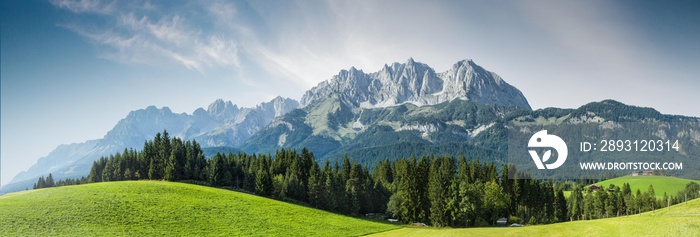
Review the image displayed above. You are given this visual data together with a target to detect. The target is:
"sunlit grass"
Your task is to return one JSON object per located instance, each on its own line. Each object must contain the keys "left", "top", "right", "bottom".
{"left": 595, "top": 175, "right": 700, "bottom": 199}
{"left": 369, "top": 198, "right": 700, "bottom": 237}
{"left": 0, "top": 181, "right": 397, "bottom": 236}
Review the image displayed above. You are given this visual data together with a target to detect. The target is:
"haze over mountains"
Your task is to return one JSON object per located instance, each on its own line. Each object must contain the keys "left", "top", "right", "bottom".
{"left": 3, "top": 58, "right": 699, "bottom": 193}
{"left": 2, "top": 96, "right": 298, "bottom": 193}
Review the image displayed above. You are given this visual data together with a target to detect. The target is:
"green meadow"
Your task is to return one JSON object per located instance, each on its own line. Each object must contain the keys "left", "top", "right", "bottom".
{"left": 0, "top": 181, "right": 397, "bottom": 236}
{"left": 563, "top": 175, "right": 698, "bottom": 199}
{"left": 595, "top": 175, "right": 700, "bottom": 198}
{"left": 2, "top": 178, "right": 698, "bottom": 237}
{"left": 369, "top": 198, "right": 700, "bottom": 237}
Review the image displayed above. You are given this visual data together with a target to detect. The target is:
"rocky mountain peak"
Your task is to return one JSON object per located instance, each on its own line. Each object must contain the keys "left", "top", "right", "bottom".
{"left": 207, "top": 99, "right": 240, "bottom": 121}
{"left": 258, "top": 96, "right": 300, "bottom": 117}
{"left": 406, "top": 57, "right": 415, "bottom": 64}
{"left": 300, "top": 58, "right": 531, "bottom": 110}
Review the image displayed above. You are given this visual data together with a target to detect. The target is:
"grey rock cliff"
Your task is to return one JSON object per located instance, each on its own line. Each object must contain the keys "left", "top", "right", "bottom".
{"left": 300, "top": 58, "right": 531, "bottom": 110}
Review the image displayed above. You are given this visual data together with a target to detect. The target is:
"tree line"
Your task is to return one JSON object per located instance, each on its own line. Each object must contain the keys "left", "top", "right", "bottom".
{"left": 35, "top": 130, "right": 700, "bottom": 227}
{"left": 381, "top": 157, "right": 567, "bottom": 226}
{"left": 567, "top": 181, "right": 700, "bottom": 221}
{"left": 33, "top": 174, "right": 87, "bottom": 189}
{"left": 80, "top": 130, "right": 387, "bottom": 215}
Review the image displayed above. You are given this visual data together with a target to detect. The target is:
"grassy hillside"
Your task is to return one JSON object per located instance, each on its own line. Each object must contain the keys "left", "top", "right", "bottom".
{"left": 595, "top": 175, "right": 700, "bottom": 198}
{"left": 561, "top": 175, "right": 699, "bottom": 199}
{"left": 0, "top": 181, "right": 397, "bottom": 236}
{"left": 369, "top": 198, "right": 700, "bottom": 237}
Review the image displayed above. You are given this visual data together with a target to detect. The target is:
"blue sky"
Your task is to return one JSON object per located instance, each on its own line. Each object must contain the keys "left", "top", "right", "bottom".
{"left": 1, "top": 0, "right": 699, "bottom": 186}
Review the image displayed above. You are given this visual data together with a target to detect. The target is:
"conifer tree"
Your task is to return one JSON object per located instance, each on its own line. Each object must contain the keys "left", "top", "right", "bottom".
{"left": 555, "top": 189, "right": 568, "bottom": 222}
{"left": 148, "top": 132, "right": 163, "bottom": 180}
{"left": 429, "top": 156, "right": 455, "bottom": 227}
{"left": 416, "top": 156, "right": 430, "bottom": 222}
{"left": 46, "top": 173, "right": 55, "bottom": 188}
{"left": 307, "top": 161, "right": 324, "bottom": 209}
{"left": 37, "top": 176, "right": 45, "bottom": 189}
{"left": 88, "top": 160, "right": 103, "bottom": 183}
{"left": 255, "top": 167, "right": 272, "bottom": 196}
{"left": 323, "top": 161, "right": 338, "bottom": 212}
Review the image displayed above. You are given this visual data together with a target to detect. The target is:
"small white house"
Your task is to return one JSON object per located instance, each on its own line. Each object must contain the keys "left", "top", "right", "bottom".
{"left": 497, "top": 217, "right": 508, "bottom": 227}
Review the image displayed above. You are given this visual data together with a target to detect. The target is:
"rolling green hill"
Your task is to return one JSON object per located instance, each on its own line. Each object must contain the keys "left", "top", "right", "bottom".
{"left": 564, "top": 175, "right": 699, "bottom": 199}
{"left": 369, "top": 198, "right": 700, "bottom": 237}
{"left": 0, "top": 181, "right": 397, "bottom": 236}
{"left": 595, "top": 175, "right": 700, "bottom": 198}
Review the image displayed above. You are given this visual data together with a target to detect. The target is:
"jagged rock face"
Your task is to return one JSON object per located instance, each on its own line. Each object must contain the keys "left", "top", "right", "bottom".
{"left": 207, "top": 99, "right": 240, "bottom": 121}
{"left": 5, "top": 57, "right": 531, "bottom": 193}
{"left": 102, "top": 96, "right": 299, "bottom": 149}
{"left": 300, "top": 58, "right": 531, "bottom": 110}
{"left": 192, "top": 96, "right": 299, "bottom": 147}
{"left": 258, "top": 96, "right": 301, "bottom": 118}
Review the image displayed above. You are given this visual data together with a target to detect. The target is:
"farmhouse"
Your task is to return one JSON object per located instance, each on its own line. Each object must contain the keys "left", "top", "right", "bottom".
{"left": 364, "top": 213, "right": 386, "bottom": 219}
{"left": 497, "top": 217, "right": 508, "bottom": 227}
{"left": 631, "top": 171, "right": 654, "bottom": 176}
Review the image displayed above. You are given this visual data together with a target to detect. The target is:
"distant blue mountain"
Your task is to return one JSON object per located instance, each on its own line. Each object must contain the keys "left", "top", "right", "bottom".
{"left": 1, "top": 97, "right": 298, "bottom": 193}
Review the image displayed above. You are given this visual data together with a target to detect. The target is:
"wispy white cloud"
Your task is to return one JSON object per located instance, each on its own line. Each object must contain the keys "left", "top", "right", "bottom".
{"left": 50, "top": 0, "right": 696, "bottom": 117}
{"left": 50, "top": 0, "right": 114, "bottom": 15}
{"left": 52, "top": 0, "right": 240, "bottom": 73}
{"left": 198, "top": 35, "right": 240, "bottom": 68}
{"left": 53, "top": 0, "right": 401, "bottom": 87}
{"left": 225, "top": 1, "right": 474, "bottom": 89}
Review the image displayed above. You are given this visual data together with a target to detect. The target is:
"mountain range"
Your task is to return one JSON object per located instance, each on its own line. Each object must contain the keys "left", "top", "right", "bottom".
{"left": 300, "top": 58, "right": 530, "bottom": 110}
{"left": 3, "top": 58, "right": 699, "bottom": 193}
{"left": 2, "top": 96, "right": 297, "bottom": 193}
